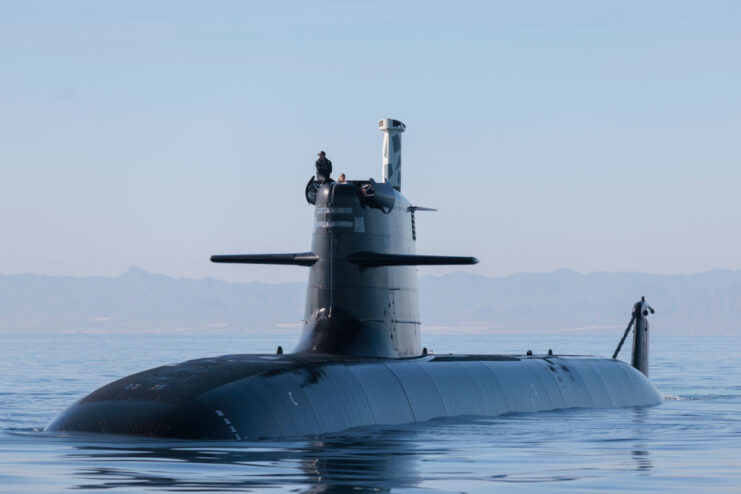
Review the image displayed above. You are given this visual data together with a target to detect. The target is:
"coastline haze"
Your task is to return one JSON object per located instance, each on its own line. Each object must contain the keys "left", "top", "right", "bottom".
{"left": 1, "top": 267, "right": 739, "bottom": 336}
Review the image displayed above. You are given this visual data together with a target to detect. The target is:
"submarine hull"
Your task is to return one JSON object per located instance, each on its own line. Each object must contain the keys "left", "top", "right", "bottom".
{"left": 47, "top": 353, "right": 662, "bottom": 440}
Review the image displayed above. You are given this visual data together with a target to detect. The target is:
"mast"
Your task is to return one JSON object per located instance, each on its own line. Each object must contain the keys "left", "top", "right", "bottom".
{"left": 379, "top": 118, "right": 406, "bottom": 191}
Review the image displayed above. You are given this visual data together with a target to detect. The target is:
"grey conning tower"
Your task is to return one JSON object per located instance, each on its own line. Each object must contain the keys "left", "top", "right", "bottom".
{"left": 211, "top": 119, "right": 477, "bottom": 358}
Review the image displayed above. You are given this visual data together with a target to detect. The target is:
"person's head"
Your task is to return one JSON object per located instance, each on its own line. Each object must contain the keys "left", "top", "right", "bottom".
{"left": 338, "top": 173, "right": 346, "bottom": 183}
{"left": 317, "top": 151, "right": 326, "bottom": 158}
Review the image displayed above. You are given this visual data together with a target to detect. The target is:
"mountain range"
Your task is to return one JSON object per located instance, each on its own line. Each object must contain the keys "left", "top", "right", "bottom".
{"left": 1, "top": 267, "right": 739, "bottom": 335}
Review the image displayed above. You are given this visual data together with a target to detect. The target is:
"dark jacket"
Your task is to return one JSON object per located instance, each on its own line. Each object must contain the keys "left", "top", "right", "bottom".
{"left": 315, "top": 157, "right": 332, "bottom": 182}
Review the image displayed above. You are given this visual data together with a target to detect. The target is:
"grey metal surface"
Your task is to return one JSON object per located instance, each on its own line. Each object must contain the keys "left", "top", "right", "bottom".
{"left": 294, "top": 182, "right": 422, "bottom": 358}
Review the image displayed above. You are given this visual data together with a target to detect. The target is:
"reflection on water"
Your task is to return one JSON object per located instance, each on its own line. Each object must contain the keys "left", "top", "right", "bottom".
{"left": 47, "top": 409, "right": 661, "bottom": 492}
{"left": 63, "top": 432, "right": 422, "bottom": 492}
{"left": 629, "top": 408, "right": 653, "bottom": 474}
{"left": 632, "top": 448, "right": 652, "bottom": 473}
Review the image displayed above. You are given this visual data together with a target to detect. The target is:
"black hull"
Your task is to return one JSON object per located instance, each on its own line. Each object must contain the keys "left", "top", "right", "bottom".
{"left": 47, "top": 353, "right": 662, "bottom": 440}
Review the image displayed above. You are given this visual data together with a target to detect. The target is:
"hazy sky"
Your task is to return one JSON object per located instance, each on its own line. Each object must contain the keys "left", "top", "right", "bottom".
{"left": 1, "top": 1, "right": 740, "bottom": 283}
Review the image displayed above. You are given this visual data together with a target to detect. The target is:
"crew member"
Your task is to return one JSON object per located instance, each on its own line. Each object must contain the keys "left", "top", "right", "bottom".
{"left": 337, "top": 173, "right": 347, "bottom": 183}
{"left": 315, "top": 151, "right": 332, "bottom": 183}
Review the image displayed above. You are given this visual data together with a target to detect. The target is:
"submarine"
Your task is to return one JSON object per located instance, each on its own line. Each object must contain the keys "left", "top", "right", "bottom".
{"left": 47, "top": 119, "right": 662, "bottom": 440}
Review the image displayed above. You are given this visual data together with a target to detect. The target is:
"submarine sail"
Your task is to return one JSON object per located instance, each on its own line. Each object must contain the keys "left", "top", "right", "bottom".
{"left": 46, "top": 119, "right": 662, "bottom": 440}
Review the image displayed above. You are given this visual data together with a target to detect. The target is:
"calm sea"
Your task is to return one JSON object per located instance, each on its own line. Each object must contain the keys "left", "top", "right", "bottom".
{"left": 1, "top": 333, "right": 739, "bottom": 493}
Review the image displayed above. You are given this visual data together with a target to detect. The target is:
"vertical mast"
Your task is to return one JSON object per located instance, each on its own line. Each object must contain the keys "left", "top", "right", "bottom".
{"left": 379, "top": 118, "right": 406, "bottom": 191}
{"left": 631, "top": 297, "right": 654, "bottom": 377}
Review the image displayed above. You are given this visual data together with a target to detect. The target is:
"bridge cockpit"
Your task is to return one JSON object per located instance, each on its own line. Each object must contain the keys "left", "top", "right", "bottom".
{"left": 305, "top": 176, "right": 395, "bottom": 213}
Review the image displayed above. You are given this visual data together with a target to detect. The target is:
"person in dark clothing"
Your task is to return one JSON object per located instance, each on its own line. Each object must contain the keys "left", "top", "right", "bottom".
{"left": 315, "top": 151, "right": 332, "bottom": 183}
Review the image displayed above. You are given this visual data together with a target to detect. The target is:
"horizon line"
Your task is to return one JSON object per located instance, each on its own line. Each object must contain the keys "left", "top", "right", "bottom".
{"left": 1, "top": 265, "right": 740, "bottom": 283}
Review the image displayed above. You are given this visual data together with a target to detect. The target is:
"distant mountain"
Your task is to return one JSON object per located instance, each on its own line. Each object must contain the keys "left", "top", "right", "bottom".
{"left": 0, "top": 267, "right": 305, "bottom": 334}
{"left": 0, "top": 267, "right": 739, "bottom": 335}
{"left": 418, "top": 269, "right": 741, "bottom": 335}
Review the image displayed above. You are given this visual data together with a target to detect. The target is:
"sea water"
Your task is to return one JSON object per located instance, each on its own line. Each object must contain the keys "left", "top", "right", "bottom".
{"left": 0, "top": 333, "right": 739, "bottom": 493}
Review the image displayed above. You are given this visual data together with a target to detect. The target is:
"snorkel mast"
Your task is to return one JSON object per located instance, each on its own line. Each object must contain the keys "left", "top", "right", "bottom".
{"left": 379, "top": 118, "right": 406, "bottom": 191}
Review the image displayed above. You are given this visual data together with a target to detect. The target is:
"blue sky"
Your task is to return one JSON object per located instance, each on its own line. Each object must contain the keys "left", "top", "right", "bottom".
{"left": 1, "top": 1, "right": 740, "bottom": 282}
